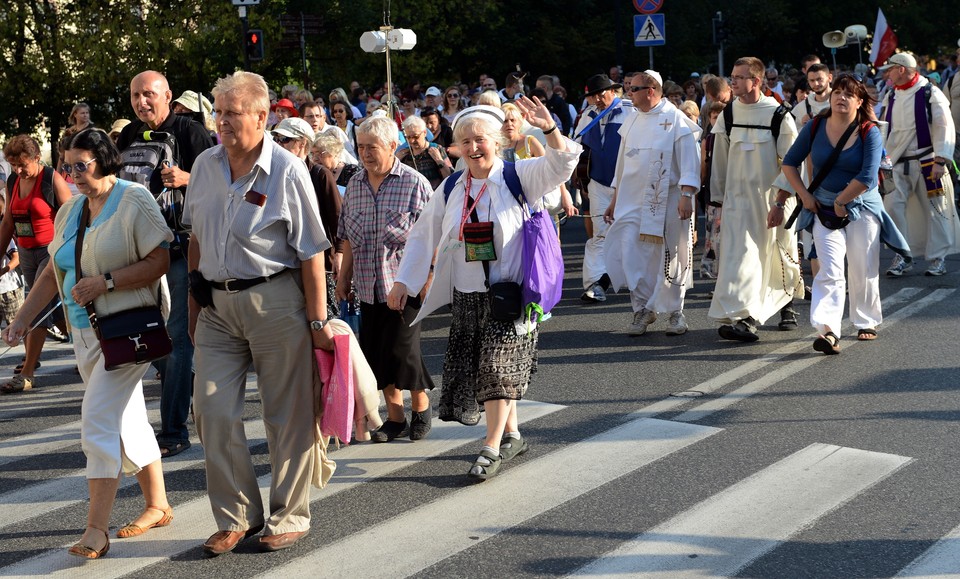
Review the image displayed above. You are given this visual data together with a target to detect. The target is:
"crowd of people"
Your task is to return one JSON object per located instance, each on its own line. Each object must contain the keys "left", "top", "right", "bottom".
{"left": 0, "top": 45, "right": 957, "bottom": 559}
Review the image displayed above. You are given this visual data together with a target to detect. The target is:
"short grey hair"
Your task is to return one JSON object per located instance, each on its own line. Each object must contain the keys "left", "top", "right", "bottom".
{"left": 356, "top": 116, "right": 398, "bottom": 147}
{"left": 312, "top": 129, "right": 344, "bottom": 158}
{"left": 212, "top": 71, "right": 270, "bottom": 114}
{"left": 401, "top": 115, "right": 426, "bottom": 133}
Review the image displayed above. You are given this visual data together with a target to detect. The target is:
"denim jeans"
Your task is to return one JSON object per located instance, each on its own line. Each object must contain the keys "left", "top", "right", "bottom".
{"left": 156, "top": 255, "right": 193, "bottom": 445}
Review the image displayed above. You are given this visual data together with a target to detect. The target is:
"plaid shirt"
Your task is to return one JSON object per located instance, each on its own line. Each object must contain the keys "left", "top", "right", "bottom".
{"left": 339, "top": 159, "right": 432, "bottom": 304}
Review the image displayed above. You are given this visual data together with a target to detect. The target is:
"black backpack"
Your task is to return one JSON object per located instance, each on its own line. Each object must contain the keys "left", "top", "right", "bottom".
{"left": 6, "top": 166, "right": 57, "bottom": 211}
{"left": 118, "top": 127, "right": 186, "bottom": 232}
{"left": 723, "top": 102, "right": 792, "bottom": 141}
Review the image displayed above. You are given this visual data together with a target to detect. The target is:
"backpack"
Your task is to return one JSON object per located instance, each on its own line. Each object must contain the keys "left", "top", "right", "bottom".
{"left": 723, "top": 102, "right": 791, "bottom": 141}
{"left": 118, "top": 127, "right": 186, "bottom": 232}
{"left": 6, "top": 166, "right": 58, "bottom": 212}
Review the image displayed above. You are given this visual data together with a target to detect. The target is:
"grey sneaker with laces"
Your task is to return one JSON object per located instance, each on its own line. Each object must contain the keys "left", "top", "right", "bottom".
{"left": 628, "top": 308, "right": 657, "bottom": 336}
{"left": 925, "top": 257, "right": 946, "bottom": 276}
{"left": 886, "top": 254, "right": 913, "bottom": 277}
{"left": 665, "top": 311, "right": 688, "bottom": 335}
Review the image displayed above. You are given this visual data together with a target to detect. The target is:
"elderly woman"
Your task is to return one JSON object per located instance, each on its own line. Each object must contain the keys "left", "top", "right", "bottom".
{"left": 273, "top": 118, "right": 342, "bottom": 320}
{"left": 311, "top": 129, "right": 362, "bottom": 191}
{"left": 0, "top": 135, "right": 73, "bottom": 393}
{"left": 776, "top": 74, "right": 910, "bottom": 354}
{"left": 3, "top": 128, "right": 174, "bottom": 558}
{"left": 387, "top": 98, "right": 580, "bottom": 480}
{"left": 398, "top": 115, "right": 452, "bottom": 189}
{"left": 335, "top": 117, "right": 435, "bottom": 442}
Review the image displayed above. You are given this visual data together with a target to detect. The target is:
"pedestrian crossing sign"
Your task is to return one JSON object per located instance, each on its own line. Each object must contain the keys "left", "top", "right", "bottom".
{"left": 634, "top": 14, "right": 665, "bottom": 47}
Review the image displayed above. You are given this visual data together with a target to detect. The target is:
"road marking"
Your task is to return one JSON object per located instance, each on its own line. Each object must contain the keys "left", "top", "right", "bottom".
{"left": 633, "top": 287, "right": 925, "bottom": 420}
{"left": 259, "top": 418, "right": 721, "bottom": 578}
{"left": 1, "top": 399, "right": 564, "bottom": 578}
{"left": 675, "top": 289, "right": 954, "bottom": 422}
{"left": 569, "top": 443, "right": 912, "bottom": 578}
{"left": 895, "top": 522, "right": 960, "bottom": 578}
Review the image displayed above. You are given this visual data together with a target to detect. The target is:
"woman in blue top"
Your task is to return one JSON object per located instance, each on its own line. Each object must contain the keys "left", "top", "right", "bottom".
{"left": 778, "top": 74, "right": 909, "bottom": 354}
{"left": 3, "top": 128, "right": 174, "bottom": 558}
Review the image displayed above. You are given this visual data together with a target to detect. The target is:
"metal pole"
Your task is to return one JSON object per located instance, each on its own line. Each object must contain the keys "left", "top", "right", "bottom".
{"left": 717, "top": 12, "right": 724, "bottom": 76}
{"left": 239, "top": 6, "right": 250, "bottom": 70}
{"left": 649, "top": 46, "right": 654, "bottom": 70}
{"left": 300, "top": 13, "right": 308, "bottom": 88}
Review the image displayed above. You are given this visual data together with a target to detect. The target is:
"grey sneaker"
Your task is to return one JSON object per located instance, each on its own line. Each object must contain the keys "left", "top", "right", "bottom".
{"left": 886, "top": 254, "right": 913, "bottom": 277}
{"left": 665, "top": 311, "right": 688, "bottom": 335}
{"left": 580, "top": 282, "right": 607, "bottom": 303}
{"left": 925, "top": 257, "right": 946, "bottom": 276}
{"left": 628, "top": 308, "right": 657, "bottom": 336}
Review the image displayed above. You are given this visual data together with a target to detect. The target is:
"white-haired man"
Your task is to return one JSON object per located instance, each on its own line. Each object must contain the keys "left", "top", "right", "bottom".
{"left": 185, "top": 71, "right": 333, "bottom": 555}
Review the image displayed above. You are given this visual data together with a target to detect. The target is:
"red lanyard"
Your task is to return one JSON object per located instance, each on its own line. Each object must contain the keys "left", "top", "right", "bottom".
{"left": 459, "top": 174, "right": 488, "bottom": 240}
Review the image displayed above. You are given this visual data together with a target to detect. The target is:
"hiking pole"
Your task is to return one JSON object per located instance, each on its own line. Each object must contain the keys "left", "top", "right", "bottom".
{"left": 0, "top": 299, "right": 64, "bottom": 365}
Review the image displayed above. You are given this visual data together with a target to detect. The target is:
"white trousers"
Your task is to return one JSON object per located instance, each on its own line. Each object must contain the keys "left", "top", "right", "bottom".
{"left": 888, "top": 161, "right": 956, "bottom": 259}
{"left": 809, "top": 212, "right": 882, "bottom": 338}
{"left": 74, "top": 327, "right": 160, "bottom": 479}
{"left": 582, "top": 182, "right": 613, "bottom": 288}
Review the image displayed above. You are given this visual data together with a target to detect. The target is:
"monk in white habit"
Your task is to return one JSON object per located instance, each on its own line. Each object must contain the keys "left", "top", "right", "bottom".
{"left": 709, "top": 56, "right": 803, "bottom": 342}
{"left": 604, "top": 70, "right": 701, "bottom": 336}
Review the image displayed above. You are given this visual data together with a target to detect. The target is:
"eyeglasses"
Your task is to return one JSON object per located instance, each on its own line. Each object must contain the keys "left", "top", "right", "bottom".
{"left": 401, "top": 99, "right": 412, "bottom": 104}
{"left": 766, "top": 75, "right": 777, "bottom": 81}
{"left": 448, "top": 93, "right": 460, "bottom": 98}
{"left": 333, "top": 108, "right": 346, "bottom": 114}
{"left": 482, "top": 84, "right": 495, "bottom": 89}
{"left": 404, "top": 133, "right": 423, "bottom": 140}
{"left": 64, "top": 158, "right": 97, "bottom": 175}
{"left": 274, "top": 135, "right": 295, "bottom": 144}
{"left": 311, "top": 150, "right": 330, "bottom": 158}
{"left": 628, "top": 86, "right": 653, "bottom": 93}
{"left": 730, "top": 75, "right": 757, "bottom": 83}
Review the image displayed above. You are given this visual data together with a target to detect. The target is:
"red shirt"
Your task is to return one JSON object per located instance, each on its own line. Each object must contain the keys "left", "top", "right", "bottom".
{"left": 9, "top": 171, "right": 56, "bottom": 248}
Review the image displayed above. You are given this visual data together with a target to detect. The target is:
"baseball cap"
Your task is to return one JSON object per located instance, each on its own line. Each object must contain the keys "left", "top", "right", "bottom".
{"left": 271, "top": 117, "right": 314, "bottom": 141}
{"left": 878, "top": 53, "right": 917, "bottom": 71}
{"left": 173, "top": 90, "right": 213, "bottom": 115}
{"left": 425, "top": 86, "right": 442, "bottom": 97}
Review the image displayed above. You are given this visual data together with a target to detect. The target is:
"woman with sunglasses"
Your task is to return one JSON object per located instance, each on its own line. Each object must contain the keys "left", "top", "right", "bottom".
{"left": 331, "top": 101, "right": 358, "bottom": 158}
{"left": 0, "top": 135, "right": 73, "bottom": 394}
{"left": 777, "top": 74, "right": 910, "bottom": 354}
{"left": 3, "top": 128, "right": 174, "bottom": 558}
{"left": 440, "top": 86, "right": 464, "bottom": 126}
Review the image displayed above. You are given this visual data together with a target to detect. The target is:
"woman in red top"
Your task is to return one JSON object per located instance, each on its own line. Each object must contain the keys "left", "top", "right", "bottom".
{"left": 0, "top": 135, "right": 72, "bottom": 393}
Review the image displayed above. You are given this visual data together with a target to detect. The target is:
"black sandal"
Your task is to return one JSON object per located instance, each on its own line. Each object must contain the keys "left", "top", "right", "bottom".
{"left": 14, "top": 360, "right": 40, "bottom": 375}
{"left": 468, "top": 448, "right": 502, "bottom": 481}
{"left": 813, "top": 332, "right": 841, "bottom": 355}
{"left": 857, "top": 328, "right": 878, "bottom": 341}
{"left": 158, "top": 440, "right": 191, "bottom": 458}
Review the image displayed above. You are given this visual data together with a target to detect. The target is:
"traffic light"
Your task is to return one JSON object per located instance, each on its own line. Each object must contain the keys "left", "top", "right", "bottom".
{"left": 245, "top": 29, "right": 264, "bottom": 61}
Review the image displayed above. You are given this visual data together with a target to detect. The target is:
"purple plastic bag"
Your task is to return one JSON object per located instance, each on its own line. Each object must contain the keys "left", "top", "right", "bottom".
{"left": 521, "top": 210, "right": 564, "bottom": 323}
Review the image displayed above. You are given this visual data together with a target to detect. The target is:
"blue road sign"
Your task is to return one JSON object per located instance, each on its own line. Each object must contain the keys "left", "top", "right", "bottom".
{"left": 634, "top": 14, "right": 665, "bottom": 47}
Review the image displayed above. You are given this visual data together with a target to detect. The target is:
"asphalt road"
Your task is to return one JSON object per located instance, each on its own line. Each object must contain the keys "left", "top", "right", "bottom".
{"left": 0, "top": 216, "right": 958, "bottom": 578}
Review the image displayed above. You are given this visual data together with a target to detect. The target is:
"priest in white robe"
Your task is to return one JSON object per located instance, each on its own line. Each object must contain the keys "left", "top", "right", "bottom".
{"left": 604, "top": 70, "right": 701, "bottom": 336}
{"left": 708, "top": 57, "right": 803, "bottom": 342}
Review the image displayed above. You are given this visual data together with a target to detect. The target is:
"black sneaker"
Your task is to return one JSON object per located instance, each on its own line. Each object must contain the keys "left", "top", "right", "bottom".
{"left": 371, "top": 420, "right": 408, "bottom": 443}
{"left": 409, "top": 408, "right": 432, "bottom": 441}
{"left": 778, "top": 305, "right": 799, "bottom": 331}
{"left": 719, "top": 318, "right": 760, "bottom": 342}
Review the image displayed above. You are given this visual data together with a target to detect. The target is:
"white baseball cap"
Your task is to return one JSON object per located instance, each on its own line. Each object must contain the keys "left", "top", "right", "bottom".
{"left": 879, "top": 52, "right": 917, "bottom": 70}
{"left": 271, "top": 117, "right": 315, "bottom": 141}
{"left": 425, "top": 86, "right": 442, "bottom": 97}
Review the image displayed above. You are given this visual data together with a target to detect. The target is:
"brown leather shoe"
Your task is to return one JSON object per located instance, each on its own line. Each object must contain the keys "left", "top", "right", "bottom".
{"left": 259, "top": 530, "right": 308, "bottom": 552}
{"left": 202, "top": 524, "right": 264, "bottom": 556}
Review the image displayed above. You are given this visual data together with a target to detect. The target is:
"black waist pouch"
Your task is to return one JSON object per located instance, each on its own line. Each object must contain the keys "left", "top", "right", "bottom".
{"left": 488, "top": 281, "right": 522, "bottom": 322}
{"left": 817, "top": 206, "right": 850, "bottom": 230}
{"left": 188, "top": 269, "right": 215, "bottom": 309}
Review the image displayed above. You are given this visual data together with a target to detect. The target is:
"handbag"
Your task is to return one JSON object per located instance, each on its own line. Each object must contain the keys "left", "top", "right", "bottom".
{"left": 76, "top": 199, "right": 172, "bottom": 371}
{"left": 316, "top": 334, "right": 355, "bottom": 444}
{"left": 816, "top": 205, "right": 850, "bottom": 230}
{"left": 520, "top": 205, "right": 564, "bottom": 323}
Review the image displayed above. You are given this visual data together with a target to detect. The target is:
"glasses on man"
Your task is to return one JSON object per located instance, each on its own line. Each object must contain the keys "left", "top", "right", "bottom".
{"left": 730, "top": 75, "right": 756, "bottom": 83}
{"left": 628, "top": 86, "right": 653, "bottom": 93}
{"left": 64, "top": 158, "right": 97, "bottom": 175}
{"left": 274, "top": 135, "right": 295, "bottom": 144}
{"left": 482, "top": 84, "right": 495, "bottom": 89}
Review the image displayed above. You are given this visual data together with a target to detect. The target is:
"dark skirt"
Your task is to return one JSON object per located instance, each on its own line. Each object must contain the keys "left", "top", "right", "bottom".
{"left": 358, "top": 297, "right": 435, "bottom": 391}
{"left": 439, "top": 290, "right": 538, "bottom": 423}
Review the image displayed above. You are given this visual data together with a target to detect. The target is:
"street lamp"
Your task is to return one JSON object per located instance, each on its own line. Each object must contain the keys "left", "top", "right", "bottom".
{"left": 360, "top": 27, "right": 417, "bottom": 117}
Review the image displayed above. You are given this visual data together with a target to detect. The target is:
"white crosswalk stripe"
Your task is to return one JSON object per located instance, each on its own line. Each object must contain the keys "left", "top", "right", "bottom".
{"left": 0, "top": 287, "right": 958, "bottom": 577}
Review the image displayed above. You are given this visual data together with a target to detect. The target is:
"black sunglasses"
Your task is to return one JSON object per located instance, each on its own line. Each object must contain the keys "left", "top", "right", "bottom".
{"left": 274, "top": 135, "right": 295, "bottom": 144}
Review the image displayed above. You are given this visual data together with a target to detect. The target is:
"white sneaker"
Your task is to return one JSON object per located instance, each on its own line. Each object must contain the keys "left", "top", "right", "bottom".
{"left": 886, "top": 254, "right": 913, "bottom": 277}
{"left": 580, "top": 282, "right": 607, "bottom": 303}
{"left": 925, "top": 257, "right": 946, "bottom": 276}
{"left": 627, "top": 308, "right": 657, "bottom": 336}
{"left": 665, "top": 311, "right": 688, "bottom": 335}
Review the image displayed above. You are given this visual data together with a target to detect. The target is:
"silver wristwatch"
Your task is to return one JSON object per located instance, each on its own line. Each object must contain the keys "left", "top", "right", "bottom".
{"left": 104, "top": 272, "right": 116, "bottom": 292}
{"left": 310, "top": 319, "right": 329, "bottom": 331}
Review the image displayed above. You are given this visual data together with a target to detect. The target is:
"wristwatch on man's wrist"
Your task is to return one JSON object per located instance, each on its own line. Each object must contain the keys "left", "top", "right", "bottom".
{"left": 310, "top": 319, "right": 329, "bottom": 331}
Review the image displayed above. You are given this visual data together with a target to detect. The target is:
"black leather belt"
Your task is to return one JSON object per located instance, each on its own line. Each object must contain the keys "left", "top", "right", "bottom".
{"left": 210, "top": 269, "right": 288, "bottom": 293}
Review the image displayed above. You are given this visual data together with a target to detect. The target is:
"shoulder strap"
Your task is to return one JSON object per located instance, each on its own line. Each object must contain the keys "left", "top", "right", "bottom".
{"left": 5, "top": 174, "right": 15, "bottom": 200}
{"left": 41, "top": 166, "right": 57, "bottom": 210}
{"left": 724, "top": 102, "right": 789, "bottom": 141}
{"left": 501, "top": 161, "right": 525, "bottom": 209}
{"left": 805, "top": 100, "right": 812, "bottom": 118}
{"left": 770, "top": 103, "right": 789, "bottom": 141}
{"left": 442, "top": 170, "right": 464, "bottom": 202}
{"left": 785, "top": 120, "right": 858, "bottom": 229}
{"left": 723, "top": 104, "right": 733, "bottom": 137}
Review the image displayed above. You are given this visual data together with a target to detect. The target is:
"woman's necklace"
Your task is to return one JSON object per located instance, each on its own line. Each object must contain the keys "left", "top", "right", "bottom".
{"left": 87, "top": 179, "right": 116, "bottom": 222}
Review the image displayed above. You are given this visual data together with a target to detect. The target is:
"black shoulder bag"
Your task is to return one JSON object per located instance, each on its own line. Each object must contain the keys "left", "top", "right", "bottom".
{"left": 784, "top": 120, "right": 858, "bottom": 230}
{"left": 76, "top": 199, "right": 172, "bottom": 371}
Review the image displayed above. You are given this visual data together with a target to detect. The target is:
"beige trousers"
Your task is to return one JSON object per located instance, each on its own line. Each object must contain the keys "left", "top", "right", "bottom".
{"left": 194, "top": 271, "right": 316, "bottom": 535}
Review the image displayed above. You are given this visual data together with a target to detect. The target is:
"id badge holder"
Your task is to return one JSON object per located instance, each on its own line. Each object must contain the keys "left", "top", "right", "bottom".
{"left": 462, "top": 221, "right": 496, "bottom": 262}
{"left": 13, "top": 214, "right": 34, "bottom": 238}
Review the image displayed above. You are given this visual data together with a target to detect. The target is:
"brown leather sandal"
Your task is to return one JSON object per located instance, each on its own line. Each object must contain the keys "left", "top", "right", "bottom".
{"left": 813, "top": 332, "right": 841, "bottom": 355}
{"left": 68, "top": 525, "right": 110, "bottom": 559}
{"left": 116, "top": 505, "right": 173, "bottom": 538}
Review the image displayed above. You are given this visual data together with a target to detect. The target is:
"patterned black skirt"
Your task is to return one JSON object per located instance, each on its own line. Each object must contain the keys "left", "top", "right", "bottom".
{"left": 358, "top": 297, "right": 435, "bottom": 391}
{"left": 439, "top": 290, "right": 539, "bottom": 424}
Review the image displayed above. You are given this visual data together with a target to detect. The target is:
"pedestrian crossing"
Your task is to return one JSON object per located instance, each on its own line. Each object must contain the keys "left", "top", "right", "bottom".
{"left": 0, "top": 286, "right": 958, "bottom": 577}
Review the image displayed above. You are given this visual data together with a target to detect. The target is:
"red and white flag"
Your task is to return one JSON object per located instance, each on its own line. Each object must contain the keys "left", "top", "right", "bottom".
{"left": 869, "top": 8, "right": 898, "bottom": 67}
